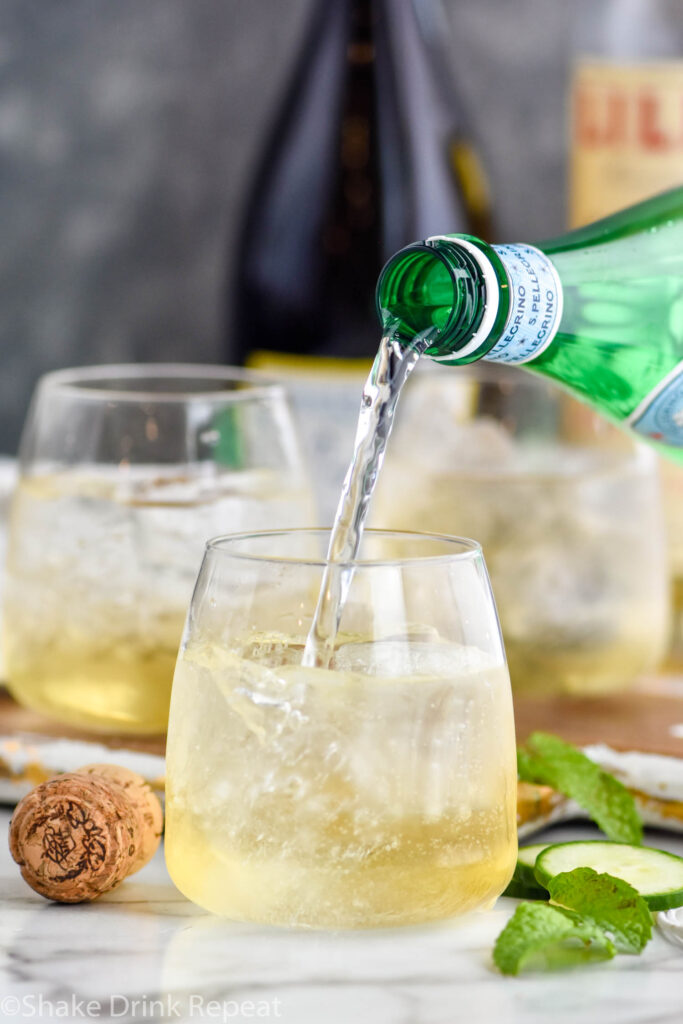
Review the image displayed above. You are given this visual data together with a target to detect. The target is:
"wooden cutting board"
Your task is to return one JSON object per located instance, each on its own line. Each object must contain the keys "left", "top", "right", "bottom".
{"left": 1, "top": 678, "right": 683, "bottom": 803}
{"left": 2, "top": 680, "right": 683, "bottom": 758}
{"left": 513, "top": 676, "right": 683, "bottom": 758}
{"left": 0, "top": 690, "right": 166, "bottom": 756}
{"left": 0, "top": 690, "right": 166, "bottom": 803}
{"left": 3, "top": 681, "right": 683, "bottom": 757}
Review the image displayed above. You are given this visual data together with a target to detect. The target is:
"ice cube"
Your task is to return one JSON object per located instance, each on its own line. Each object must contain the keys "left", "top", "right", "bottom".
{"left": 331, "top": 637, "right": 490, "bottom": 678}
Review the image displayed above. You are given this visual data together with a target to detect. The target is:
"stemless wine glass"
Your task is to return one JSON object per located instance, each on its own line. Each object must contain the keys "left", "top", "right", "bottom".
{"left": 2, "top": 365, "right": 314, "bottom": 735}
{"left": 0, "top": 457, "right": 18, "bottom": 678}
{"left": 165, "top": 528, "right": 517, "bottom": 928}
{"left": 372, "top": 363, "right": 670, "bottom": 695}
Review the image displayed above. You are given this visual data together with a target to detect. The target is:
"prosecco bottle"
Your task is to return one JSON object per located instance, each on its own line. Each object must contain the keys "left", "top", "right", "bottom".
{"left": 230, "top": 0, "right": 492, "bottom": 368}
{"left": 376, "top": 187, "right": 683, "bottom": 460}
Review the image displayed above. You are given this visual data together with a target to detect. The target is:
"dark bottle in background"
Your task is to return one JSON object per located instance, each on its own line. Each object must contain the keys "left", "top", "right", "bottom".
{"left": 230, "top": 0, "right": 493, "bottom": 368}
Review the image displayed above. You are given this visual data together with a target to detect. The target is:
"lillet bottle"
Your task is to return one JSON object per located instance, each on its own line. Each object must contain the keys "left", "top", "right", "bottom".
{"left": 377, "top": 187, "right": 683, "bottom": 460}
{"left": 231, "top": 0, "right": 492, "bottom": 367}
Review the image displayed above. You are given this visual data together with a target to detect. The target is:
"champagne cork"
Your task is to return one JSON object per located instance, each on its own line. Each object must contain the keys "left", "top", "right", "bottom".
{"left": 8, "top": 763, "right": 163, "bottom": 903}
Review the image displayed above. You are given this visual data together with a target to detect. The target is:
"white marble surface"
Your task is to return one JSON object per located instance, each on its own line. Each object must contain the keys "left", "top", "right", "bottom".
{"left": 1, "top": 813, "right": 682, "bottom": 1024}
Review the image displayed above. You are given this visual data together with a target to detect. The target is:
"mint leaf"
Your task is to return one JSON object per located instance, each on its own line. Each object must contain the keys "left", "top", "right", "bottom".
{"left": 517, "top": 732, "right": 642, "bottom": 845}
{"left": 493, "top": 902, "right": 615, "bottom": 975}
{"left": 547, "top": 868, "right": 652, "bottom": 954}
{"left": 516, "top": 747, "right": 539, "bottom": 783}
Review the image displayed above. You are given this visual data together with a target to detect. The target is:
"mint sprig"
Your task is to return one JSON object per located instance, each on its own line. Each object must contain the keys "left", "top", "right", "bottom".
{"left": 493, "top": 902, "right": 615, "bottom": 975}
{"left": 517, "top": 732, "right": 643, "bottom": 845}
{"left": 547, "top": 868, "right": 652, "bottom": 954}
{"left": 494, "top": 867, "right": 654, "bottom": 974}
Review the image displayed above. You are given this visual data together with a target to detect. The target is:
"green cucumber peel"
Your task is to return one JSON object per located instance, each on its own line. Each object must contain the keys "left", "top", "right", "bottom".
{"left": 535, "top": 839, "right": 683, "bottom": 912}
{"left": 502, "top": 844, "right": 550, "bottom": 900}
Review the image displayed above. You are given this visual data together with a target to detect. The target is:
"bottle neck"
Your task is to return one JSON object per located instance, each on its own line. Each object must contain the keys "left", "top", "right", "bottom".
{"left": 376, "top": 235, "right": 564, "bottom": 364}
{"left": 375, "top": 235, "right": 509, "bottom": 361}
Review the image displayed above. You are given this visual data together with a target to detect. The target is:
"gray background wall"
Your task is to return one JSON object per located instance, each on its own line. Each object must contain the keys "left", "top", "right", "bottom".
{"left": 0, "top": 0, "right": 657, "bottom": 452}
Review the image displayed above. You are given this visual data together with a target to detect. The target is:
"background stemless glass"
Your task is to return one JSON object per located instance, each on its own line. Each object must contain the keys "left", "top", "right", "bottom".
{"left": 165, "top": 528, "right": 518, "bottom": 929}
{"left": 372, "top": 364, "right": 670, "bottom": 696}
{"left": 2, "top": 365, "right": 314, "bottom": 735}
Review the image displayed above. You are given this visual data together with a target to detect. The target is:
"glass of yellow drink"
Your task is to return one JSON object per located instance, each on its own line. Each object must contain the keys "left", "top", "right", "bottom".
{"left": 2, "top": 366, "right": 314, "bottom": 735}
{"left": 165, "top": 528, "right": 517, "bottom": 928}
{"left": 372, "top": 364, "right": 670, "bottom": 696}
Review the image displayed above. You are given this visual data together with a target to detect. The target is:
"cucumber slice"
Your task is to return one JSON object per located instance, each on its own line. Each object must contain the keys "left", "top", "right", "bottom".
{"left": 535, "top": 841, "right": 683, "bottom": 911}
{"left": 503, "top": 844, "right": 551, "bottom": 900}
{"left": 517, "top": 843, "right": 550, "bottom": 871}
{"left": 502, "top": 877, "right": 549, "bottom": 900}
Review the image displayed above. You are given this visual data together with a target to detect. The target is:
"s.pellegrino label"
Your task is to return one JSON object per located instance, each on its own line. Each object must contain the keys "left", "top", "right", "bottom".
{"left": 628, "top": 362, "right": 683, "bottom": 446}
{"left": 485, "top": 244, "right": 563, "bottom": 365}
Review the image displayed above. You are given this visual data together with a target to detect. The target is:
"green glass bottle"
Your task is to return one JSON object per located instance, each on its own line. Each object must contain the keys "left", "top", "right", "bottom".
{"left": 376, "top": 187, "right": 683, "bottom": 460}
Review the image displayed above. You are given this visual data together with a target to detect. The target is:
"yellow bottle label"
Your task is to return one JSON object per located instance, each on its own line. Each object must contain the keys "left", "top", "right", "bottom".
{"left": 570, "top": 60, "right": 683, "bottom": 227}
{"left": 448, "top": 140, "right": 492, "bottom": 220}
{"left": 247, "top": 350, "right": 373, "bottom": 379}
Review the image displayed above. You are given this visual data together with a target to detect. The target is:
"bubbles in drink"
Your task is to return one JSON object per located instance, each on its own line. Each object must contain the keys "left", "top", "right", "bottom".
{"left": 3, "top": 467, "right": 314, "bottom": 733}
{"left": 165, "top": 631, "right": 517, "bottom": 928}
{"left": 373, "top": 408, "right": 669, "bottom": 694}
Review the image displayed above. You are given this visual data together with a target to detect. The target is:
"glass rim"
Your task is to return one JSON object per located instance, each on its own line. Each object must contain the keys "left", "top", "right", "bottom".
{"left": 36, "top": 364, "right": 284, "bottom": 403}
{"left": 205, "top": 528, "right": 483, "bottom": 569}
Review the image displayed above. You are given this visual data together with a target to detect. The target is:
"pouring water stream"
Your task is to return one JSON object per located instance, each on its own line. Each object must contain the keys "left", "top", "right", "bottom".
{"left": 302, "top": 325, "right": 437, "bottom": 668}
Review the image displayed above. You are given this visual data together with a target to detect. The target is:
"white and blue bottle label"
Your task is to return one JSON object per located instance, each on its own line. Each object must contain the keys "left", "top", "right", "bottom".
{"left": 486, "top": 244, "right": 563, "bottom": 365}
{"left": 628, "top": 362, "right": 683, "bottom": 447}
